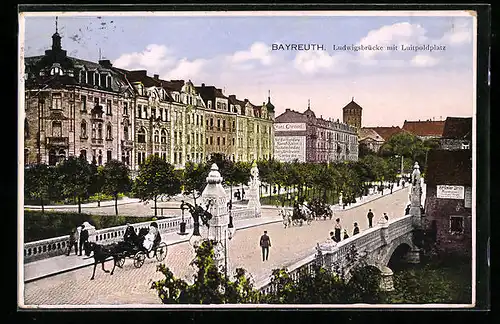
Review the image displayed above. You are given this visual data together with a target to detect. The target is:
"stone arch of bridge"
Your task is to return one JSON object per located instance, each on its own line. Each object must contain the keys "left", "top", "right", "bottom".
{"left": 381, "top": 235, "right": 416, "bottom": 268}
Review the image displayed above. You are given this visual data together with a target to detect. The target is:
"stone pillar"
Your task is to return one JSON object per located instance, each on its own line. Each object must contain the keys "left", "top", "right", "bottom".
{"left": 247, "top": 160, "right": 262, "bottom": 217}
{"left": 378, "top": 217, "right": 389, "bottom": 245}
{"left": 406, "top": 248, "right": 421, "bottom": 264}
{"left": 379, "top": 266, "right": 395, "bottom": 292}
{"left": 200, "top": 163, "right": 229, "bottom": 269}
{"left": 409, "top": 162, "right": 422, "bottom": 229}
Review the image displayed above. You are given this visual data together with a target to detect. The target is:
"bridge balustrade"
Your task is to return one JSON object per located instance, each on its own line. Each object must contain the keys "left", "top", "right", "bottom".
{"left": 257, "top": 215, "right": 413, "bottom": 296}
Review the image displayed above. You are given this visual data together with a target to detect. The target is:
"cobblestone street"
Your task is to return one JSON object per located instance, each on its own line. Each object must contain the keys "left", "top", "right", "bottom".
{"left": 23, "top": 189, "right": 408, "bottom": 306}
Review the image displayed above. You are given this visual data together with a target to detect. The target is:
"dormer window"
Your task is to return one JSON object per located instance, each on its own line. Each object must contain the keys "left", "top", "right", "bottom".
{"left": 50, "top": 64, "right": 63, "bottom": 76}
{"left": 106, "top": 76, "right": 111, "bottom": 88}
{"left": 100, "top": 73, "right": 107, "bottom": 88}
{"left": 461, "top": 142, "right": 470, "bottom": 150}
{"left": 80, "top": 70, "right": 86, "bottom": 83}
{"left": 208, "top": 101, "right": 212, "bottom": 109}
{"left": 87, "top": 71, "right": 95, "bottom": 85}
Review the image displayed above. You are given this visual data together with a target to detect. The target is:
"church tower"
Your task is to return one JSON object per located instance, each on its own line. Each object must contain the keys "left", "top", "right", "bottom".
{"left": 342, "top": 97, "right": 363, "bottom": 129}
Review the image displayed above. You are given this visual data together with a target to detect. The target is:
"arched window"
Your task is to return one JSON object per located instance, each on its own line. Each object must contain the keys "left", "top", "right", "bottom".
{"left": 154, "top": 130, "right": 159, "bottom": 143}
{"left": 58, "top": 149, "right": 66, "bottom": 163}
{"left": 106, "top": 123, "right": 112, "bottom": 140}
{"left": 138, "top": 128, "right": 146, "bottom": 143}
{"left": 80, "top": 149, "right": 87, "bottom": 160}
{"left": 98, "top": 150, "right": 103, "bottom": 165}
{"left": 97, "top": 123, "right": 103, "bottom": 139}
{"left": 52, "top": 121, "right": 62, "bottom": 137}
{"left": 124, "top": 126, "right": 129, "bottom": 141}
{"left": 161, "top": 129, "right": 167, "bottom": 143}
{"left": 81, "top": 120, "right": 87, "bottom": 138}
{"left": 49, "top": 149, "right": 57, "bottom": 166}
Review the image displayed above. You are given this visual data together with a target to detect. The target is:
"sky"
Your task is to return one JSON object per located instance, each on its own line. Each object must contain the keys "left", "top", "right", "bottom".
{"left": 20, "top": 12, "right": 476, "bottom": 127}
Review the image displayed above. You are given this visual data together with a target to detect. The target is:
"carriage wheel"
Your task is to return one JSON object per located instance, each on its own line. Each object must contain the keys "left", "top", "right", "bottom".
{"left": 117, "top": 255, "right": 125, "bottom": 268}
{"left": 155, "top": 242, "right": 168, "bottom": 262}
{"left": 133, "top": 251, "right": 146, "bottom": 268}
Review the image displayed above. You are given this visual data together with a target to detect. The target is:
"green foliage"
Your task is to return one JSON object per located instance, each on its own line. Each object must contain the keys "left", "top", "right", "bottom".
{"left": 182, "top": 162, "right": 210, "bottom": 202}
{"left": 151, "top": 240, "right": 260, "bottom": 304}
{"left": 56, "top": 156, "right": 94, "bottom": 213}
{"left": 24, "top": 210, "right": 153, "bottom": 242}
{"left": 101, "top": 159, "right": 132, "bottom": 215}
{"left": 133, "top": 155, "right": 182, "bottom": 210}
{"left": 24, "top": 163, "right": 53, "bottom": 212}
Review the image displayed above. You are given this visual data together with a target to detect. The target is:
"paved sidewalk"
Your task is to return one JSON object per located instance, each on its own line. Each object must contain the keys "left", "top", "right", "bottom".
{"left": 23, "top": 214, "right": 283, "bottom": 283}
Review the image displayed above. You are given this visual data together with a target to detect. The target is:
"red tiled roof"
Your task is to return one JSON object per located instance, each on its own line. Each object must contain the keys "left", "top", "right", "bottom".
{"left": 441, "top": 117, "right": 472, "bottom": 140}
{"left": 363, "top": 126, "right": 406, "bottom": 141}
{"left": 402, "top": 120, "right": 445, "bottom": 137}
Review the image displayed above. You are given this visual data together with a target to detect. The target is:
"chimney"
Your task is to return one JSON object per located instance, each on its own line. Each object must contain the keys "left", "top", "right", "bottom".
{"left": 285, "top": 108, "right": 290, "bottom": 112}
{"left": 244, "top": 98, "right": 249, "bottom": 102}
{"left": 201, "top": 83, "right": 205, "bottom": 87}
{"left": 99, "top": 59, "right": 112, "bottom": 68}
{"left": 153, "top": 74, "right": 159, "bottom": 80}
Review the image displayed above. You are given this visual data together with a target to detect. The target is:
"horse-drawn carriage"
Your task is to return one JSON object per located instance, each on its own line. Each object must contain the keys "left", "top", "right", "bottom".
{"left": 84, "top": 222, "right": 168, "bottom": 280}
{"left": 279, "top": 198, "right": 333, "bottom": 229}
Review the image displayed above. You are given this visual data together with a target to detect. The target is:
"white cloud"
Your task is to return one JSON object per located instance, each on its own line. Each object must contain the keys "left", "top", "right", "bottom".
{"left": 228, "top": 42, "right": 273, "bottom": 66}
{"left": 440, "top": 20, "right": 473, "bottom": 46}
{"left": 411, "top": 54, "right": 440, "bottom": 67}
{"left": 293, "top": 50, "right": 344, "bottom": 75}
{"left": 113, "top": 44, "right": 176, "bottom": 71}
{"left": 164, "top": 58, "right": 208, "bottom": 80}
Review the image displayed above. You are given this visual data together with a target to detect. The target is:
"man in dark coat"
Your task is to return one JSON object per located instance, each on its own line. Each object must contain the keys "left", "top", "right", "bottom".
{"left": 367, "top": 209, "right": 374, "bottom": 228}
{"left": 353, "top": 222, "right": 360, "bottom": 236}
{"left": 259, "top": 231, "right": 271, "bottom": 261}
{"left": 79, "top": 224, "right": 89, "bottom": 256}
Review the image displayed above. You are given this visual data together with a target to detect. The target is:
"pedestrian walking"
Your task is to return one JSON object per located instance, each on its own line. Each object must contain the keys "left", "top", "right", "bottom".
{"left": 66, "top": 226, "right": 80, "bottom": 256}
{"left": 405, "top": 204, "right": 411, "bottom": 215}
{"left": 367, "top": 209, "right": 374, "bottom": 228}
{"left": 259, "top": 231, "right": 271, "bottom": 261}
{"left": 242, "top": 188, "right": 246, "bottom": 199}
{"left": 235, "top": 189, "right": 241, "bottom": 201}
{"left": 329, "top": 231, "right": 335, "bottom": 241}
{"left": 343, "top": 229, "right": 349, "bottom": 240}
{"left": 353, "top": 222, "right": 360, "bottom": 236}
{"left": 79, "top": 224, "right": 89, "bottom": 256}
{"left": 384, "top": 213, "right": 389, "bottom": 221}
{"left": 334, "top": 218, "right": 342, "bottom": 242}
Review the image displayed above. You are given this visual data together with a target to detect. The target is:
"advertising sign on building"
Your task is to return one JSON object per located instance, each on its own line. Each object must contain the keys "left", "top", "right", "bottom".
{"left": 274, "top": 123, "right": 307, "bottom": 132}
{"left": 274, "top": 136, "right": 306, "bottom": 162}
{"left": 464, "top": 186, "right": 472, "bottom": 208}
{"left": 436, "top": 185, "right": 465, "bottom": 200}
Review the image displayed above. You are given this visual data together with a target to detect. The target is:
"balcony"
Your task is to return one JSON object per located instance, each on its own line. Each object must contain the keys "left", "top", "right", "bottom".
{"left": 122, "top": 140, "right": 134, "bottom": 148}
{"left": 46, "top": 137, "right": 69, "bottom": 147}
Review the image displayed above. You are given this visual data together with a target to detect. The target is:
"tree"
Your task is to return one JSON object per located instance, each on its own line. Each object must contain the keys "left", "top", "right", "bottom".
{"left": 56, "top": 156, "right": 93, "bottom": 214}
{"left": 133, "top": 155, "right": 182, "bottom": 217}
{"left": 182, "top": 162, "right": 210, "bottom": 205}
{"left": 24, "top": 163, "right": 52, "bottom": 213}
{"left": 102, "top": 159, "right": 131, "bottom": 215}
{"left": 358, "top": 142, "right": 375, "bottom": 158}
{"left": 89, "top": 162, "right": 104, "bottom": 207}
{"left": 151, "top": 240, "right": 260, "bottom": 304}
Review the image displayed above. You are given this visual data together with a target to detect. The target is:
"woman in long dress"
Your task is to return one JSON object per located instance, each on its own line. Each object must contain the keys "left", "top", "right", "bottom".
{"left": 334, "top": 218, "right": 342, "bottom": 242}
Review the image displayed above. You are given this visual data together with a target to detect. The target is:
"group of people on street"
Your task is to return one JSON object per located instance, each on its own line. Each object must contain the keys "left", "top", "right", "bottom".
{"left": 328, "top": 218, "right": 360, "bottom": 243}
{"left": 366, "top": 209, "right": 389, "bottom": 228}
{"left": 234, "top": 188, "right": 246, "bottom": 201}
{"left": 66, "top": 221, "right": 96, "bottom": 256}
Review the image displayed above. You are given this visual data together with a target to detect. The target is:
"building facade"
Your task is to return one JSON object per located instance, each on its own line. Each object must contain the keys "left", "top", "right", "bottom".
{"left": 274, "top": 104, "right": 358, "bottom": 163}
{"left": 342, "top": 98, "right": 362, "bottom": 129}
{"left": 24, "top": 30, "right": 274, "bottom": 169}
{"left": 423, "top": 149, "right": 472, "bottom": 255}
{"left": 439, "top": 117, "right": 472, "bottom": 151}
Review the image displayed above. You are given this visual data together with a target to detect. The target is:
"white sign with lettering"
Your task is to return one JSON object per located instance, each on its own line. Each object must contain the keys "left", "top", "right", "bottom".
{"left": 274, "top": 123, "right": 307, "bottom": 132}
{"left": 274, "top": 136, "right": 306, "bottom": 162}
{"left": 436, "top": 185, "right": 465, "bottom": 200}
{"left": 464, "top": 186, "right": 472, "bottom": 208}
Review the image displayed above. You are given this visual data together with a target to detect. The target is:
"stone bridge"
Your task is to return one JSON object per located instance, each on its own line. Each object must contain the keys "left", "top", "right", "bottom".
{"left": 257, "top": 162, "right": 425, "bottom": 294}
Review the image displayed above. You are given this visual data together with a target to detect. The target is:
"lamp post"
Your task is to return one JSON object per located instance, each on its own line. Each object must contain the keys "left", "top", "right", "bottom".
{"left": 224, "top": 199, "right": 236, "bottom": 282}
{"left": 395, "top": 155, "right": 404, "bottom": 179}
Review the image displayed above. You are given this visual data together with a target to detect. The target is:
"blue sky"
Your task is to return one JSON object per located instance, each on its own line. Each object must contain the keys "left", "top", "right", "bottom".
{"left": 21, "top": 12, "right": 475, "bottom": 127}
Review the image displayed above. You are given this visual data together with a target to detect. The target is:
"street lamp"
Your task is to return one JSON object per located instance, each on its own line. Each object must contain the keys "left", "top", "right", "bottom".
{"left": 227, "top": 200, "right": 236, "bottom": 239}
{"left": 395, "top": 155, "right": 404, "bottom": 178}
{"left": 179, "top": 199, "right": 213, "bottom": 248}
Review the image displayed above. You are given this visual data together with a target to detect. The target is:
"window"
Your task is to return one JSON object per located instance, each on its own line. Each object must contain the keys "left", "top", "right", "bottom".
{"left": 81, "top": 95, "right": 87, "bottom": 111}
{"left": 152, "top": 109, "right": 157, "bottom": 119}
{"left": 138, "top": 128, "right": 146, "bottom": 143}
{"left": 142, "top": 105, "right": 147, "bottom": 119}
{"left": 217, "top": 119, "right": 221, "bottom": 131}
{"left": 208, "top": 101, "right": 212, "bottom": 109}
{"left": 106, "top": 100, "right": 112, "bottom": 115}
{"left": 191, "top": 133, "right": 195, "bottom": 146}
{"left": 52, "top": 121, "right": 62, "bottom": 137}
{"left": 161, "top": 130, "right": 167, "bottom": 143}
{"left": 232, "top": 138, "right": 235, "bottom": 146}
{"left": 196, "top": 115, "right": 199, "bottom": 126}
{"left": 450, "top": 216, "right": 464, "bottom": 234}
{"left": 206, "top": 137, "right": 209, "bottom": 145}
{"left": 232, "top": 120, "right": 236, "bottom": 131}
{"left": 124, "top": 126, "right": 129, "bottom": 141}
{"left": 186, "top": 133, "right": 190, "bottom": 144}
{"left": 97, "top": 124, "right": 103, "bottom": 139}
{"left": 222, "top": 120, "right": 226, "bottom": 131}
{"left": 196, "top": 133, "right": 199, "bottom": 146}
{"left": 217, "top": 102, "right": 221, "bottom": 109}
{"left": 217, "top": 137, "right": 220, "bottom": 146}
{"left": 87, "top": 71, "right": 94, "bottom": 85}
{"left": 179, "top": 132, "right": 183, "bottom": 145}
{"left": 137, "top": 104, "right": 142, "bottom": 118}
{"left": 100, "top": 74, "right": 107, "bottom": 88}
{"left": 80, "top": 70, "right": 86, "bottom": 83}
{"left": 210, "top": 136, "right": 213, "bottom": 145}
{"left": 106, "top": 76, "right": 111, "bottom": 88}
{"left": 210, "top": 118, "right": 214, "bottom": 127}
{"left": 159, "top": 108, "right": 164, "bottom": 121}
{"left": 81, "top": 120, "right": 87, "bottom": 138}
{"left": 222, "top": 137, "right": 226, "bottom": 145}
{"left": 52, "top": 93, "right": 62, "bottom": 110}
{"left": 80, "top": 149, "right": 87, "bottom": 160}
{"left": 200, "top": 116, "right": 203, "bottom": 126}
{"left": 98, "top": 150, "right": 103, "bottom": 165}
{"left": 107, "top": 150, "right": 112, "bottom": 162}
{"left": 179, "top": 152, "right": 182, "bottom": 164}
{"left": 123, "top": 102, "right": 128, "bottom": 115}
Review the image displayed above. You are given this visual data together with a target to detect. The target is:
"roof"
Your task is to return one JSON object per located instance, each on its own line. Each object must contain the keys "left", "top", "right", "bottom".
{"left": 402, "top": 120, "right": 445, "bottom": 137}
{"left": 425, "top": 149, "right": 472, "bottom": 186}
{"left": 359, "top": 128, "right": 385, "bottom": 141}
{"left": 342, "top": 99, "right": 363, "bottom": 111}
{"left": 441, "top": 117, "right": 472, "bottom": 140}
{"left": 275, "top": 109, "right": 308, "bottom": 123}
{"left": 362, "top": 126, "right": 406, "bottom": 141}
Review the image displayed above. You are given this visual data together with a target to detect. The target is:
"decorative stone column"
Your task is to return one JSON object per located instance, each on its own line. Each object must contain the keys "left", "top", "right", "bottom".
{"left": 379, "top": 266, "right": 395, "bottom": 292}
{"left": 200, "top": 163, "right": 229, "bottom": 269}
{"left": 378, "top": 217, "right": 389, "bottom": 245}
{"left": 247, "top": 160, "right": 262, "bottom": 218}
{"left": 409, "top": 162, "right": 423, "bottom": 229}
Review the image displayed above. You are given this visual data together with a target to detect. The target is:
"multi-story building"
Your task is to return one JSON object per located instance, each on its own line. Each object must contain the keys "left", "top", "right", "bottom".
{"left": 23, "top": 28, "right": 275, "bottom": 169}
{"left": 439, "top": 117, "right": 472, "bottom": 151}
{"left": 342, "top": 98, "right": 363, "bottom": 130}
{"left": 274, "top": 103, "right": 358, "bottom": 163}
{"left": 23, "top": 28, "right": 136, "bottom": 168}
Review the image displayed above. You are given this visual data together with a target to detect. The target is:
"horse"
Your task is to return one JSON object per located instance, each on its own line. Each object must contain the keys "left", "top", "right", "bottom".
{"left": 279, "top": 207, "right": 292, "bottom": 229}
{"left": 84, "top": 241, "right": 123, "bottom": 280}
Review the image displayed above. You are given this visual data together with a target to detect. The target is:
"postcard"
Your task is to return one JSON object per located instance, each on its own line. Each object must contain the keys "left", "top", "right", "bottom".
{"left": 18, "top": 8, "right": 482, "bottom": 309}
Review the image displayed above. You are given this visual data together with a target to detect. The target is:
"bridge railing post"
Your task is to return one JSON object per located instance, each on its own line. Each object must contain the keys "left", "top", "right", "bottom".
{"left": 378, "top": 218, "right": 389, "bottom": 245}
